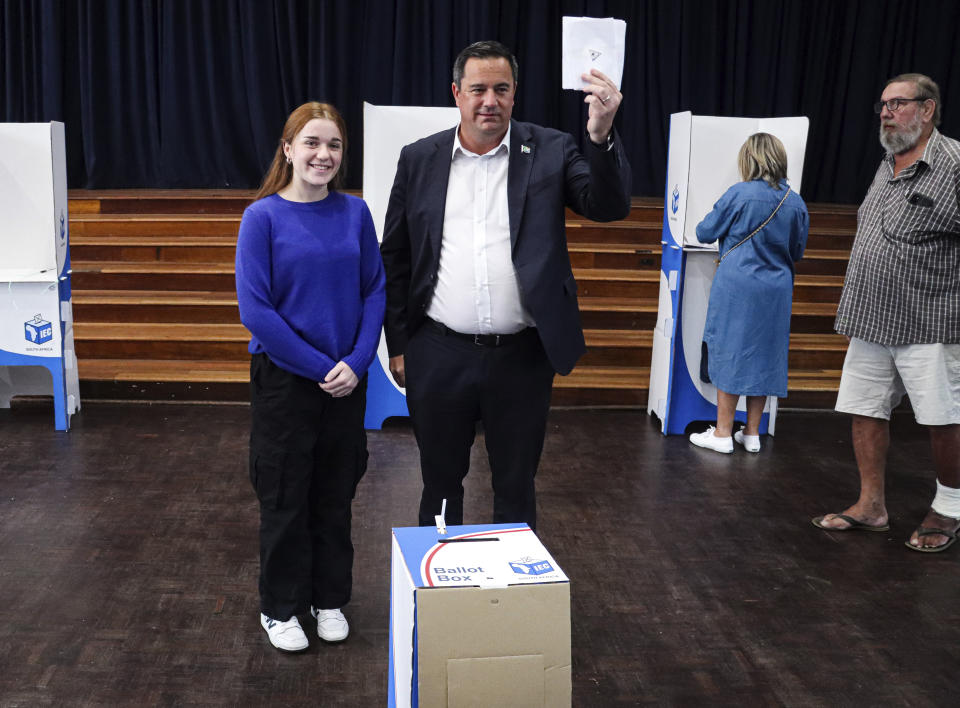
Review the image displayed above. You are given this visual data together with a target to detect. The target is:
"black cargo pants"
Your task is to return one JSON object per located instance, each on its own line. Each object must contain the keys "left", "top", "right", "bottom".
{"left": 248, "top": 353, "right": 368, "bottom": 621}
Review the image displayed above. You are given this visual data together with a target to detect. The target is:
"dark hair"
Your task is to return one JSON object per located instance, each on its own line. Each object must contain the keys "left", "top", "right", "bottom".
{"left": 254, "top": 102, "right": 348, "bottom": 201}
{"left": 886, "top": 73, "right": 941, "bottom": 126}
{"left": 452, "top": 41, "right": 518, "bottom": 89}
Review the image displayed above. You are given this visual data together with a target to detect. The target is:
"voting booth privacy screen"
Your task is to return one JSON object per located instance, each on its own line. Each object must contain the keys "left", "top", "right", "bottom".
{"left": 0, "top": 122, "right": 80, "bottom": 430}
{"left": 361, "top": 103, "right": 460, "bottom": 430}
{"left": 389, "top": 524, "right": 571, "bottom": 708}
{"left": 648, "top": 112, "right": 809, "bottom": 436}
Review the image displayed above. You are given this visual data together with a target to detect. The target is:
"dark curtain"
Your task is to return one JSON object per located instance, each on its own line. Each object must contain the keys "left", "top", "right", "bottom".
{"left": 2, "top": 0, "right": 958, "bottom": 203}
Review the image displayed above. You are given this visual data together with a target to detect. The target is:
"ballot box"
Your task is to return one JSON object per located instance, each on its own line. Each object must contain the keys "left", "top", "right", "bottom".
{"left": 0, "top": 122, "right": 80, "bottom": 430}
{"left": 647, "top": 112, "right": 809, "bottom": 436}
{"left": 389, "top": 524, "right": 571, "bottom": 708}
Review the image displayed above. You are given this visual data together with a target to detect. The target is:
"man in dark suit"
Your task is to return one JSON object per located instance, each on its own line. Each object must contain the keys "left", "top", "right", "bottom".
{"left": 381, "top": 40, "right": 631, "bottom": 529}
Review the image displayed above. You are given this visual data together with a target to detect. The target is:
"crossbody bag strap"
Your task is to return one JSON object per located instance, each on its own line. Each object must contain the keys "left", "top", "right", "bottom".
{"left": 718, "top": 186, "right": 791, "bottom": 264}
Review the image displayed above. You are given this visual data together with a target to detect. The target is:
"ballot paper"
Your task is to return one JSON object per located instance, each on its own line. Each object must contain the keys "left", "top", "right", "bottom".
{"left": 561, "top": 16, "right": 627, "bottom": 90}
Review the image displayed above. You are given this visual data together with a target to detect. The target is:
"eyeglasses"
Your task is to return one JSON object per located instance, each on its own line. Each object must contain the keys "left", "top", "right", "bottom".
{"left": 873, "top": 97, "right": 928, "bottom": 114}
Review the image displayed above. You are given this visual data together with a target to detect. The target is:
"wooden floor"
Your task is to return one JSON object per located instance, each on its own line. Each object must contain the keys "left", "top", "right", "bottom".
{"left": 0, "top": 403, "right": 958, "bottom": 706}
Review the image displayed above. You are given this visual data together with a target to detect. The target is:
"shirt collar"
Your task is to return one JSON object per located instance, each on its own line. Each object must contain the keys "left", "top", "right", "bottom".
{"left": 452, "top": 122, "right": 511, "bottom": 159}
{"left": 919, "top": 127, "right": 942, "bottom": 165}
{"left": 885, "top": 127, "right": 941, "bottom": 172}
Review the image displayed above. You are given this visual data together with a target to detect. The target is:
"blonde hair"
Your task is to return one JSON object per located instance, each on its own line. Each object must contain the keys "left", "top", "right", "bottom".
{"left": 738, "top": 133, "right": 788, "bottom": 189}
{"left": 253, "top": 102, "right": 348, "bottom": 201}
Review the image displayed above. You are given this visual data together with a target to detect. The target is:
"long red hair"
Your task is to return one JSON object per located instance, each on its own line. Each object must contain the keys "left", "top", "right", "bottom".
{"left": 253, "top": 102, "right": 348, "bottom": 201}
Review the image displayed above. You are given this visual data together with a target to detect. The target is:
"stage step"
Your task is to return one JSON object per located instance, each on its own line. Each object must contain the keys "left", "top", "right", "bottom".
{"left": 77, "top": 358, "right": 250, "bottom": 402}
{"left": 784, "top": 369, "right": 844, "bottom": 408}
{"left": 795, "top": 248, "right": 851, "bottom": 276}
{"left": 74, "top": 358, "right": 843, "bottom": 410}
{"left": 70, "top": 235, "right": 852, "bottom": 281}
{"left": 578, "top": 330, "right": 848, "bottom": 368}
{"left": 73, "top": 322, "right": 249, "bottom": 360}
{"left": 70, "top": 235, "right": 237, "bottom": 264}
{"left": 71, "top": 261, "right": 237, "bottom": 291}
{"left": 62, "top": 191, "right": 857, "bottom": 408}
{"left": 580, "top": 298, "right": 838, "bottom": 333}
{"left": 71, "top": 322, "right": 850, "bottom": 372}
{"left": 579, "top": 297, "right": 658, "bottom": 330}
{"left": 69, "top": 189, "right": 256, "bottom": 215}
{"left": 68, "top": 189, "right": 855, "bottom": 224}
{"left": 71, "top": 290, "right": 240, "bottom": 324}
{"left": 573, "top": 268, "right": 845, "bottom": 302}
{"left": 565, "top": 219, "right": 661, "bottom": 244}
{"left": 567, "top": 242, "right": 660, "bottom": 270}
{"left": 805, "top": 204, "right": 858, "bottom": 230}
{"left": 70, "top": 213, "right": 242, "bottom": 236}
{"left": 79, "top": 358, "right": 249, "bottom": 383}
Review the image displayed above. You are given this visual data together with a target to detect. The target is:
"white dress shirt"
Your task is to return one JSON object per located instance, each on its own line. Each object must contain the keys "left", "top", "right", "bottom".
{"left": 425, "top": 124, "right": 535, "bottom": 335}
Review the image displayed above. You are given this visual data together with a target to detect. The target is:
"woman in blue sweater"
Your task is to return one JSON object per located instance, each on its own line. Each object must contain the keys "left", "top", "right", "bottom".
{"left": 688, "top": 133, "right": 808, "bottom": 454}
{"left": 236, "top": 102, "right": 385, "bottom": 651}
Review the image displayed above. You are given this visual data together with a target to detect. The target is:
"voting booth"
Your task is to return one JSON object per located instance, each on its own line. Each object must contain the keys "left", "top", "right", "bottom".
{"left": 389, "top": 524, "right": 571, "bottom": 708}
{"left": 647, "top": 112, "right": 808, "bottom": 436}
{"left": 0, "top": 122, "right": 80, "bottom": 431}
{"left": 360, "top": 103, "right": 460, "bottom": 430}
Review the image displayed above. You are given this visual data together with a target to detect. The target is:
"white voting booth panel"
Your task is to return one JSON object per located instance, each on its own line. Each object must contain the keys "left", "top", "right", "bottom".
{"left": 648, "top": 112, "right": 808, "bottom": 436}
{"left": 360, "top": 103, "right": 460, "bottom": 429}
{"left": 389, "top": 524, "right": 571, "bottom": 708}
{"left": 0, "top": 122, "right": 79, "bottom": 430}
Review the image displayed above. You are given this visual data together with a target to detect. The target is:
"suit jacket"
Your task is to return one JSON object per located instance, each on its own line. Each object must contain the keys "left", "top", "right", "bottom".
{"left": 380, "top": 119, "right": 632, "bottom": 375}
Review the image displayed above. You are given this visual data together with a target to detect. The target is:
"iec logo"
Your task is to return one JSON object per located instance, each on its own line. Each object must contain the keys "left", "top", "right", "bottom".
{"left": 25, "top": 314, "right": 53, "bottom": 344}
{"left": 509, "top": 557, "right": 554, "bottom": 576}
{"left": 671, "top": 184, "right": 680, "bottom": 214}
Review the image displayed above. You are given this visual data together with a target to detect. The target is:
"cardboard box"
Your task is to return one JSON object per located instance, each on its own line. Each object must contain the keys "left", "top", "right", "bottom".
{"left": 389, "top": 524, "right": 571, "bottom": 708}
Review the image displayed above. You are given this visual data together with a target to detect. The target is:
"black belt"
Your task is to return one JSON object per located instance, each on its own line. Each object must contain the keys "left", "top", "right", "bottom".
{"left": 425, "top": 317, "right": 532, "bottom": 347}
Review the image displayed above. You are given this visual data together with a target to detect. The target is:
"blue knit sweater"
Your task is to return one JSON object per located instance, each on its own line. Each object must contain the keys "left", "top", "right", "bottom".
{"left": 235, "top": 192, "right": 386, "bottom": 382}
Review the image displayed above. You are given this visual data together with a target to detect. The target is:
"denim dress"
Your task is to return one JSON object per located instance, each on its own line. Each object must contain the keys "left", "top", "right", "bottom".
{"left": 696, "top": 179, "right": 809, "bottom": 397}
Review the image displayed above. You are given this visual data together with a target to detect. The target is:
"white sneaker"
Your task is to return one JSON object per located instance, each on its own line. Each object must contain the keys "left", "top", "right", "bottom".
{"left": 689, "top": 426, "right": 733, "bottom": 454}
{"left": 260, "top": 613, "right": 309, "bottom": 652}
{"left": 311, "top": 607, "right": 349, "bottom": 642}
{"left": 734, "top": 429, "right": 761, "bottom": 453}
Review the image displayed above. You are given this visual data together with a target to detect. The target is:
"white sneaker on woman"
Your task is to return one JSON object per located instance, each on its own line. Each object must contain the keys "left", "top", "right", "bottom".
{"left": 311, "top": 606, "right": 349, "bottom": 642}
{"left": 689, "top": 426, "right": 733, "bottom": 453}
{"left": 734, "top": 429, "right": 761, "bottom": 453}
{"left": 260, "top": 613, "right": 309, "bottom": 652}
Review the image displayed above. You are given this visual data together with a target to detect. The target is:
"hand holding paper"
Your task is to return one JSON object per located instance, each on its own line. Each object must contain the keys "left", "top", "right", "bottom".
{"left": 582, "top": 68, "right": 622, "bottom": 145}
{"left": 562, "top": 16, "right": 627, "bottom": 144}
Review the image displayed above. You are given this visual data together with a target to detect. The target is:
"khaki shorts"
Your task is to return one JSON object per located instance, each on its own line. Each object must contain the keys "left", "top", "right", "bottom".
{"left": 835, "top": 338, "right": 960, "bottom": 425}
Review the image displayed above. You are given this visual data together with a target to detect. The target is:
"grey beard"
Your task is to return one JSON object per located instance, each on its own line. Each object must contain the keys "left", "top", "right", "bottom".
{"left": 879, "top": 116, "right": 923, "bottom": 155}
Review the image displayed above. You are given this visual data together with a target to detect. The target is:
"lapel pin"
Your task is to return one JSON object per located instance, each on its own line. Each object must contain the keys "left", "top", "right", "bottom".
{"left": 521, "top": 145, "right": 531, "bottom": 154}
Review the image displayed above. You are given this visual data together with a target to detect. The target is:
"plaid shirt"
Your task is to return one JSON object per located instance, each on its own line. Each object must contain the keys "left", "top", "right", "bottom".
{"left": 835, "top": 128, "right": 960, "bottom": 344}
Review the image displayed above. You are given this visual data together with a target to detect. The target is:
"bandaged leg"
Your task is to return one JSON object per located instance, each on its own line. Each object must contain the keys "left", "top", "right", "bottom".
{"left": 930, "top": 480, "right": 960, "bottom": 520}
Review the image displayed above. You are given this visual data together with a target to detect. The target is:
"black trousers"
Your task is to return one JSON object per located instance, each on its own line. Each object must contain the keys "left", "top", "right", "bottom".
{"left": 404, "top": 322, "right": 555, "bottom": 530}
{"left": 248, "top": 353, "right": 367, "bottom": 621}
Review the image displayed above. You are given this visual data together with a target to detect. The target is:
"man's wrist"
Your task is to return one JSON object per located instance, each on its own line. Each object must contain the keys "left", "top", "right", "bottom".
{"left": 588, "top": 131, "right": 614, "bottom": 151}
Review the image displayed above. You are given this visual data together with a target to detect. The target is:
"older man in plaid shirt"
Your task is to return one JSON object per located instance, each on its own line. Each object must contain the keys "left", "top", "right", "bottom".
{"left": 813, "top": 73, "right": 960, "bottom": 552}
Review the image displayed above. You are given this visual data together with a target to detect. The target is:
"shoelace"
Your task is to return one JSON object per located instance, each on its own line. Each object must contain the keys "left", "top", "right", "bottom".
{"left": 266, "top": 617, "right": 300, "bottom": 632}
